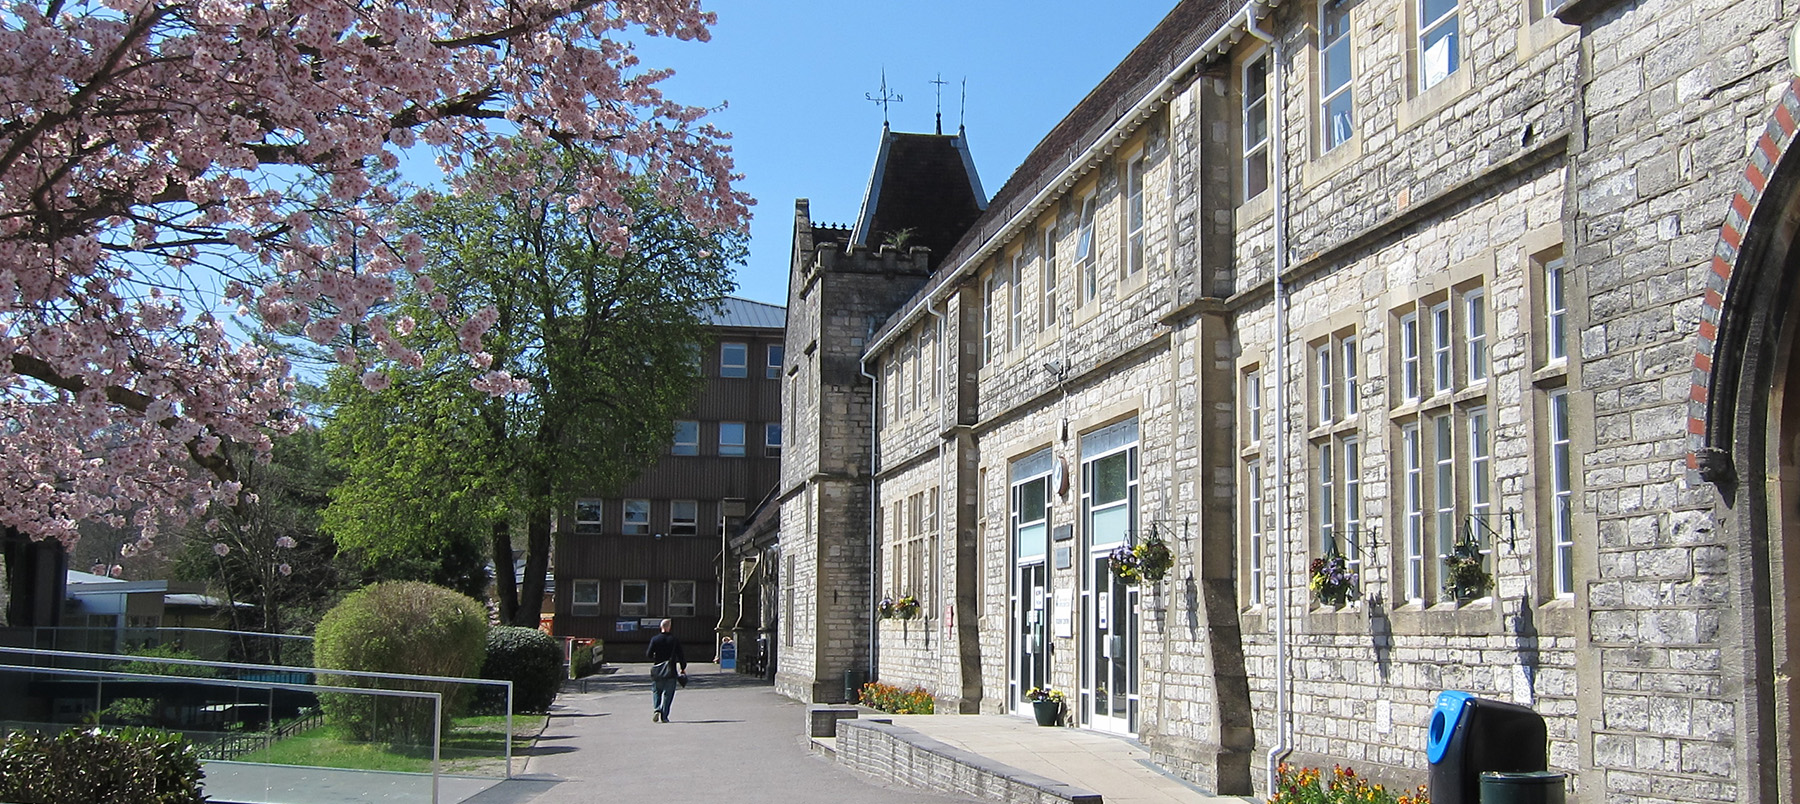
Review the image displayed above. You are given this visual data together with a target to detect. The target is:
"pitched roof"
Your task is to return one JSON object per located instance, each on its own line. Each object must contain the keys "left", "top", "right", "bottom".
{"left": 850, "top": 128, "right": 988, "bottom": 269}
{"left": 705, "top": 296, "right": 787, "bottom": 330}
{"left": 937, "top": 0, "right": 1233, "bottom": 270}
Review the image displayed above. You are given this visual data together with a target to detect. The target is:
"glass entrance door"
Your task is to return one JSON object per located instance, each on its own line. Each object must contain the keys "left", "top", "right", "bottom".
{"left": 1087, "top": 552, "right": 1139, "bottom": 733}
{"left": 1013, "top": 562, "right": 1048, "bottom": 712}
{"left": 1079, "top": 418, "right": 1139, "bottom": 735}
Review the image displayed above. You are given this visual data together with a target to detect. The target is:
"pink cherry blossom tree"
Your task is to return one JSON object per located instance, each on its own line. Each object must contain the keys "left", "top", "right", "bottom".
{"left": 1, "top": 0, "right": 750, "bottom": 552}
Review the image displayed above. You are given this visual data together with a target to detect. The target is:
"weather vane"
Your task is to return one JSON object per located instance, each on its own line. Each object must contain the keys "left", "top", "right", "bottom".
{"left": 931, "top": 74, "right": 947, "bottom": 135}
{"left": 865, "top": 68, "right": 904, "bottom": 126}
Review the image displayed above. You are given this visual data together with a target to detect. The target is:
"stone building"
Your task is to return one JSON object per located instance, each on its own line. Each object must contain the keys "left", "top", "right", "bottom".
{"left": 779, "top": 0, "right": 1800, "bottom": 802}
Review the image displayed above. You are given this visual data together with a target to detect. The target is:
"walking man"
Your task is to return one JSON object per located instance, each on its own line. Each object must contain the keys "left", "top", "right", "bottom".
{"left": 646, "top": 619, "right": 687, "bottom": 722}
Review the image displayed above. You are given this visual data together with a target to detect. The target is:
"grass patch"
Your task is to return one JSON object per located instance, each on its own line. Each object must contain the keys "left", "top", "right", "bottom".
{"left": 234, "top": 715, "right": 547, "bottom": 775}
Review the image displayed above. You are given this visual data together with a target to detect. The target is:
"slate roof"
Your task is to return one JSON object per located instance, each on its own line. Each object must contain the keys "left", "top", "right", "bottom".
{"left": 936, "top": 0, "right": 1234, "bottom": 271}
{"left": 850, "top": 129, "right": 988, "bottom": 270}
{"left": 705, "top": 296, "right": 787, "bottom": 330}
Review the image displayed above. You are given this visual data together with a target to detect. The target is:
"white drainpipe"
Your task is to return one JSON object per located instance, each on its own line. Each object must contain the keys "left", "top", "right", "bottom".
{"left": 1245, "top": 6, "right": 1293, "bottom": 794}
{"left": 859, "top": 346, "right": 881, "bottom": 688}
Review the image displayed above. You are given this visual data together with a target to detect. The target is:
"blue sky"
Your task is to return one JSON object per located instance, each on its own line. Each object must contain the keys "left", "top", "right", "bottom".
{"left": 632, "top": 2, "right": 1179, "bottom": 306}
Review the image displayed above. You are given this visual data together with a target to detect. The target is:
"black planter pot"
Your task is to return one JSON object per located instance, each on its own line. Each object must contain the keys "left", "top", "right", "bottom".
{"left": 1032, "top": 699, "right": 1061, "bottom": 727}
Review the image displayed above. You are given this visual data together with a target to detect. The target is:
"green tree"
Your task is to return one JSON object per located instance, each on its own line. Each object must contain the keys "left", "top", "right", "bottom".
{"left": 170, "top": 428, "right": 347, "bottom": 664}
{"left": 322, "top": 148, "right": 742, "bottom": 626}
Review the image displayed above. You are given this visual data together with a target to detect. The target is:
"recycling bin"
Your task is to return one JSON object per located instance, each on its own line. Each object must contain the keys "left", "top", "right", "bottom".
{"left": 1426, "top": 691, "right": 1549, "bottom": 804}
{"left": 1480, "top": 771, "right": 1567, "bottom": 804}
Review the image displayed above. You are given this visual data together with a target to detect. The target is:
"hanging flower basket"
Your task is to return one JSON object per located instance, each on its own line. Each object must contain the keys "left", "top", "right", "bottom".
{"left": 1109, "top": 533, "right": 1173, "bottom": 585}
{"left": 1309, "top": 555, "right": 1360, "bottom": 607}
{"left": 880, "top": 595, "right": 920, "bottom": 620}
{"left": 1443, "top": 538, "right": 1492, "bottom": 601}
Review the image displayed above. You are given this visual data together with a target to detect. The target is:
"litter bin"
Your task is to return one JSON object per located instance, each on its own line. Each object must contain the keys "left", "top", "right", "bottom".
{"left": 1480, "top": 771, "right": 1566, "bottom": 804}
{"left": 844, "top": 668, "right": 867, "bottom": 704}
{"left": 1426, "top": 691, "right": 1549, "bottom": 804}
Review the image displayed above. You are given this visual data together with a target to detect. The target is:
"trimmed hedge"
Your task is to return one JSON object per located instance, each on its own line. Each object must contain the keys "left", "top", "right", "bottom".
{"left": 314, "top": 581, "right": 488, "bottom": 741}
{"left": 570, "top": 639, "right": 604, "bottom": 679}
{"left": 478, "top": 627, "right": 562, "bottom": 713}
{"left": 0, "top": 727, "right": 205, "bottom": 804}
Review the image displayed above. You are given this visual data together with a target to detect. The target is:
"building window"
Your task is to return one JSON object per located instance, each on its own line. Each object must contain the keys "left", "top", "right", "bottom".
{"left": 574, "top": 499, "right": 603, "bottom": 535}
{"left": 1125, "top": 154, "right": 1146, "bottom": 277}
{"left": 672, "top": 420, "right": 699, "bottom": 456}
{"left": 670, "top": 500, "right": 698, "bottom": 536}
{"left": 571, "top": 579, "right": 600, "bottom": 616}
{"left": 1317, "top": 441, "right": 1336, "bottom": 559}
{"left": 1431, "top": 302, "right": 1453, "bottom": 395}
{"left": 1077, "top": 194, "right": 1098, "bottom": 305}
{"left": 1402, "top": 424, "right": 1425, "bottom": 602}
{"left": 1013, "top": 452, "right": 1052, "bottom": 565}
{"left": 1245, "top": 459, "right": 1265, "bottom": 606}
{"left": 767, "top": 344, "right": 785, "bottom": 379}
{"left": 1400, "top": 312, "right": 1421, "bottom": 402}
{"left": 1549, "top": 390, "right": 1574, "bottom": 597}
{"left": 621, "top": 580, "right": 648, "bottom": 617}
{"left": 667, "top": 580, "right": 697, "bottom": 617}
{"left": 1042, "top": 224, "right": 1059, "bottom": 328}
{"left": 720, "top": 342, "right": 748, "bottom": 378}
{"left": 1419, "top": 0, "right": 1460, "bottom": 91}
{"left": 1341, "top": 437, "right": 1362, "bottom": 575}
{"left": 1468, "top": 408, "right": 1491, "bottom": 529}
{"left": 1244, "top": 52, "right": 1270, "bottom": 199}
{"left": 719, "top": 422, "right": 745, "bottom": 457}
{"left": 765, "top": 423, "right": 782, "bottom": 457}
{"left": 623, "top": 499, "right": 650, "bottom": 535}
{"left": 983, "top": 271, "right": 999, "bottom": 366}
{"left": 1320, "top": 0, "right": 1354, "bottom": 151}
{"left": 1313, "top": 332, "right": 1357, "bottom": 425}
{"left": 1010, "top": 251, "right": 1026, "bottom": 349}
{"left": 1082, "top": 419, "right": 1139, "bottom": 548}
{"left": 885, "top": 360, "right": 898, "bottom": 423}
{"left": 1243, "top": 368, "right": 1263, "bottom": 444}
{"left": 913, "top": 330, "right": 927, "bottom": 411}
{"left": 1466, "top": 289, "right": 1488, "bottom": 384}
{"left": 1545, "top": 254, "right": 1568, "bottom": 363}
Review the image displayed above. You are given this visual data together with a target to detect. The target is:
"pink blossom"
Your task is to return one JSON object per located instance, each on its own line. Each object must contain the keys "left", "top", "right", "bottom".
{"left": 213, "top": 542, "right": 230, "bottom": 557}
{"left": 0, "top": 0, "right": 747, "bottom": 548}
{"left": 361, "top": 371, "right": 392, "bottom": 392}
{"left": 276, "top": 536, "right": 297, "bottom": 549}
{"left": 278, "top": 563, "right": 293, "bottom": 577}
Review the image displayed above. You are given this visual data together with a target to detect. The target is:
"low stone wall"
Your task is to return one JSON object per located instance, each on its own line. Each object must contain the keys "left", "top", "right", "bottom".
{"left": 833, "top": 718, "right": 1102, "bottom": 804}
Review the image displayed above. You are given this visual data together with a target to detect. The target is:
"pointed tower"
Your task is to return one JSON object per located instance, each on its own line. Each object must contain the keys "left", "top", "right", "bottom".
{"left": 775, "top": 126, "right": 984, "bottom": 702}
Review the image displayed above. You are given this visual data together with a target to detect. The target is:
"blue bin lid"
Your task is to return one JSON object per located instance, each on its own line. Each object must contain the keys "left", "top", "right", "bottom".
{"left": 1426, "top": 690, "right": 1475, "bottom": 764}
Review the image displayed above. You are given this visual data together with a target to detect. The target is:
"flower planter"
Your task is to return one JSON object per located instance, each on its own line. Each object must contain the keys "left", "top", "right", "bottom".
{"left": 1032, "top": 699, "right": 1061, "bottom": 727}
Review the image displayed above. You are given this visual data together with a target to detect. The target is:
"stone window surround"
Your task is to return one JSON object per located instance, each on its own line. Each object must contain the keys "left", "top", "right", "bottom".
{"left": 1517, "top": 231, "right": 1587, "bottom": 616}
{"left": 1237, "top": 357, "right": 1267, "bottom": 610}
{"left": 883, "top": 485, "right": 940, "bottom": 620}
{"left": 1302, "top": 324, "right": 1364, "bottom": 597}
{"left": 1384, "top": 260, "right": 1494, "bottom": 611}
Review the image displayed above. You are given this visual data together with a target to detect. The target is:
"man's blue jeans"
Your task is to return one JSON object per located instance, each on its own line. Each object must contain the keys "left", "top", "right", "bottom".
{"left": 652, "top": 677, "right": 678, "bottom": 720}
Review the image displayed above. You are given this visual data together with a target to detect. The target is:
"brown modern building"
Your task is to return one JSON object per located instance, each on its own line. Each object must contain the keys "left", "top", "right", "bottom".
{"left": 551, "top": 296, "right": 786, "bottom": 658}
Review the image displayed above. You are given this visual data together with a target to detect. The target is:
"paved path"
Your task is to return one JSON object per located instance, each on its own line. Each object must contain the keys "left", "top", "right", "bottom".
{"left": 891, "top": 715, "right": 1250, "bottom": 804}
{"left": 478, "top": 665, "right": 980, "bottom": 804}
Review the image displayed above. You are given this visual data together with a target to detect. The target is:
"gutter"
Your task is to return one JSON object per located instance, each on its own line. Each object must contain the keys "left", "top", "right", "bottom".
{"left": 863, "top": 0, "right": 1281, "bottom": 361}
{"left": 1245, "top": 5, "right": 1294, "bottom": 794}
{"left": 859, "top": 345, "right": 881, "bottom": 689}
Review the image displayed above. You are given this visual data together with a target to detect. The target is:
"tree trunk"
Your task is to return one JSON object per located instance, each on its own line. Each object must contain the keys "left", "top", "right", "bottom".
{"left": 491, "top": 520, "right": 518, "bottom": 625}
{"left": 513, "top": 509, "right": 552, "bottom": 627}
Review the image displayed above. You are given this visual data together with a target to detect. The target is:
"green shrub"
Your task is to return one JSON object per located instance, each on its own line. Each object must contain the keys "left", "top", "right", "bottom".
{"left": 0, "top": 727, "right": 205, "bottom": 804}
{"left": 478, "top": 627, "right": 563, "bottom": 714}
{"left": 313, "top": 581, "right": 488, "bottom": 742}
{"left": 570, "top": 639, "right": 604, "bottom": 679}
{"left": 857, "top": 682, "right": 935, "bottom": 714}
